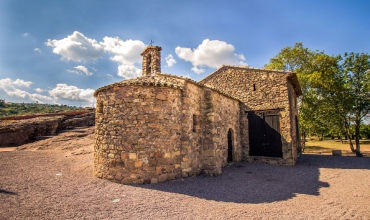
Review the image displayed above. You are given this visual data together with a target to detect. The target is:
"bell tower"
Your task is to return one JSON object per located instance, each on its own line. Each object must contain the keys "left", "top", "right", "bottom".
{"left": 141, "top": 45, "right": 162, "bottom": 76}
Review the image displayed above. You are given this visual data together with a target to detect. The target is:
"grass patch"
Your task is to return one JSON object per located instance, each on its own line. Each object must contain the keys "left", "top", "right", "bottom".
{"left": 304, "top": 139, "right": 370, "bottom": 156}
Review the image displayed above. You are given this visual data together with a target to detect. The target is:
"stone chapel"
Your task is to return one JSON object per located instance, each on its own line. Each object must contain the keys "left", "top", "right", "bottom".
{"left": 93, "top": 45, "right": 302, "bottom": 184}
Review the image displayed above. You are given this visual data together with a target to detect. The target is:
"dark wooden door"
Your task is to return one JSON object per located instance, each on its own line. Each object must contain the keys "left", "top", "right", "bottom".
{"left": 227, "top": 129, "right": 233, "bottom": 162}
{"left": 248, "top": 111, "right": 282, "bottom": 157}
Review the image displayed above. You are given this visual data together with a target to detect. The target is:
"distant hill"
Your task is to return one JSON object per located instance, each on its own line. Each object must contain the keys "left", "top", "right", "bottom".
{"left": 0, "top": 100, "right": 92, "bottom": 118}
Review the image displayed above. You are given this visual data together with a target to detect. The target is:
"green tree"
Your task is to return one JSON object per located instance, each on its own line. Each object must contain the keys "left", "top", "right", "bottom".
{"left": 342, "top": 53, "right": 370, "bottom": 156}
{"left": 266, "top": 44, "right": 370, "bottom": 156}
{"left": 265, "top": 43, "right": 332, "bottom": 149}
{"left": 360, "top": 124, "right": 370, "bottom": 139}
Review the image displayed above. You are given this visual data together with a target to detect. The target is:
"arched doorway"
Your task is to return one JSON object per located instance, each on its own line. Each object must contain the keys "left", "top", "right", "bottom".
{"left": 227, "top": 129, "right": 233, "bottom": 162}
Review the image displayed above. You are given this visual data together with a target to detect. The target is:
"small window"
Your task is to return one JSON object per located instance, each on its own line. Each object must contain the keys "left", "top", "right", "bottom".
{"left": 193, "top": 115, "right": 199, "bottom": 132}
{"left": 253, "top": 84, "right": 256, "bottom": 91}
{"left": 147, "top": 54, "right": 152, "bottom": 75}
{"left": 97, "top": 101, "right": 103, "bottom": 113}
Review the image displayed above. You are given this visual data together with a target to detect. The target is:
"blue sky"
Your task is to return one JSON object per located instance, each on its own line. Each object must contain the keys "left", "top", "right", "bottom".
{"left": 0, "top": 0, "right": 369, "bottom": 107}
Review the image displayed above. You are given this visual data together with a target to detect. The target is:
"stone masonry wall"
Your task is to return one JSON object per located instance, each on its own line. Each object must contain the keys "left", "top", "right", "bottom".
{"left": 94, "top": 85, "right": 183, "bottom": 184}
{"left": 202, "top": 88, "right": 241, "bottom": 175}
{"left": 180, "top": 83, "right": 204, "bottom": 177}
{"left": 201, "top": 67, "right": 297, "bottom": 165}
{"left": 287, "top": 81, "right": 300, "bottom": 164}
{"left": 141, "top": 46, "right": 161, "bottom": 76}
{"left": 94, "top": 77, "right": 243, "bottom": 183}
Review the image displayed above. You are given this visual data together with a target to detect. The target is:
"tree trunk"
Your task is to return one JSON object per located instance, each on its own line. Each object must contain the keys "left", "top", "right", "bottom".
{"left": 343, "top": 117, "right": 356, "bottom": 153}
{"left": 302, "top": 132, "right": 306, "bottom": 152}
{"left": 354, "top": 119, "right": 363, "bottom": 157}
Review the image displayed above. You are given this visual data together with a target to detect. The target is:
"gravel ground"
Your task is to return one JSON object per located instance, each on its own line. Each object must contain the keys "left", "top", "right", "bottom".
{"left": 1, "top": 128, "right": 370, "bottom": 219}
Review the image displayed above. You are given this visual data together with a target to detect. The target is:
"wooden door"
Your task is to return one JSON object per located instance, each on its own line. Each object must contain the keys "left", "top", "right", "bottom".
{"left": 227, "top": 129, "right": 233, "bottom": 162}
{"left": 248, "top": 111, "right": 282, "bottom": 157}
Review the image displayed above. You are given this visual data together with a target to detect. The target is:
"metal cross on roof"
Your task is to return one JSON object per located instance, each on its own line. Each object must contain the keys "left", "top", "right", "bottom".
{"left": 149, "top": 40, "right": 154, "bottom": 46}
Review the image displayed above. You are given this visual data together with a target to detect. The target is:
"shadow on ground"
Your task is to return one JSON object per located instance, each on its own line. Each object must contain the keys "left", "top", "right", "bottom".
{"left": 0, "top": 189, "right": 17, "bottom": 195}
{"left": 139, "top": 154, "right": 370, "bottom": 204}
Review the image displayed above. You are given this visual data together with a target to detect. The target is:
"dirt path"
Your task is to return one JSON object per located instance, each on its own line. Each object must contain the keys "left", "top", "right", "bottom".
{"left": 1, "top": 129, "right": 370, "bottom": 219}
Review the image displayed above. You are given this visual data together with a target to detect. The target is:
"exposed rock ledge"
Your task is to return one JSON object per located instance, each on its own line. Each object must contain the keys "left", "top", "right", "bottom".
{"left": 0, "top": 112, "right": 95, "bottom": 147}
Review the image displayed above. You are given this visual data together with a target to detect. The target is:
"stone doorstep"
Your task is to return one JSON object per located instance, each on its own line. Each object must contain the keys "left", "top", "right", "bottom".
{"left": 332, "top": 150, "right": 342, "bottom": 156}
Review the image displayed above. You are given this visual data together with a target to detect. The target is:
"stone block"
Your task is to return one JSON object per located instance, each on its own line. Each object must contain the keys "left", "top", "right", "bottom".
{"left": 203, "top": 150, "right": 216, "bottom": 157}
{"left": 148, "top": 159, "right": 157, "bottom": 166}
{"left": 115, "top": 173, "right": 122, "bottom": 180}
{"left": 158, "top": 174, "right": 168, "bottom": 182}
{"left": 141, "top": 157, "right": 149, "bottom": 164}
{"left": 172, "top": 151, "right": 180, "bottom": 157}
{"left": 148, "top": 114, "right": 158, "bottom": 120}
{"left": 155, "top": 166, "right": 163, "bottom": 173}
{"left": 182, "top": 167, "right": 192, "bottom": 173}
{"left": 168, "top": 173, "right": 176, "bottom": 180}
{"left": 203, "top": 165, "right": 216, "bottom": 170}
{"left": 181, "top": 161, "right": 188, "bottom": 168}
{"left": 156, "top": 93, "right": 167, "bottom": 100}
{"left": 148, "top": 123, "right": 159, "bottom": 128}
{"left": 134, "top": 161, "right": 143, "bottom": 168}
{"left": 183, "top": 97, "right": 191, "bottom": 104}
{"left": 171, "top": 124, "right": 181, "bottom": 130}
{"left": 151, "top": 178, "right": 158, "bottom": 184}
{"left": 121, "top": 178, "right": 132, "bottom": 185}
{"left": 129, "top": 153, "right": 137, "bottom": 160}
{"left": 332, "top": 150, "right": 342, "bottom": 156}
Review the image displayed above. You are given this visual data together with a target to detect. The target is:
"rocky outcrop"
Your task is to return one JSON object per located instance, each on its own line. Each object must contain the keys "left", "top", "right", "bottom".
{"left": 0, "top": 113, "right": 95, "bottom": 147}
{"left": 59, "top": 112, "right": 95, "bottom": 129}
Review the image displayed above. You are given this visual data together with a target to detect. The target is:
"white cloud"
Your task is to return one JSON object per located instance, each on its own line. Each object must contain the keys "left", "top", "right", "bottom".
{"left": 48, "top": 84, "right": 95, "bottom": 103}
{"left": 45, "top": 31, "right": 104, "bottom": 62}
{"left": 175, "top": 39, "right": 247, "bottom": 74}
{"left": 35, "top": 88, "right": 44, "bottom": 93}
{"left": 68, "top": 65, "right": 93, "bottom": 76}
{"left": 67, "top": 69, "right": 80, "bottom": 74}
{"left": 23, "top": 33, "right": 29, "bottom": 37}
{"left": 191, "top": 66, "right": 205, "bottom": 74}
{"left": 100, "top": 37, "right": 145, "bottom": 65}
{"left": 0, "top": 78, "right": 95, "bottom": 105}
{"left": 0, "top": 78, "right": 54, "bottom": 103}
{"left": 45, "top": 32, "right": 145, "bottom": 79}
{"left": 165, "top": 54, "right": 176, "bottom": 67}
{"left": 117, "top": 65, "right": 142, "bottom": 79}
{"left": 100, "top": 37, "right": 145, "bottom": 78}
{"left": 107, "top": 74, "right": 113, "bottom": 78}
{"left": 13, "top": 79, "right": 33, "bottom": 87}
{"left": 34, "top": 48, "right": 42, "bottom": 53}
